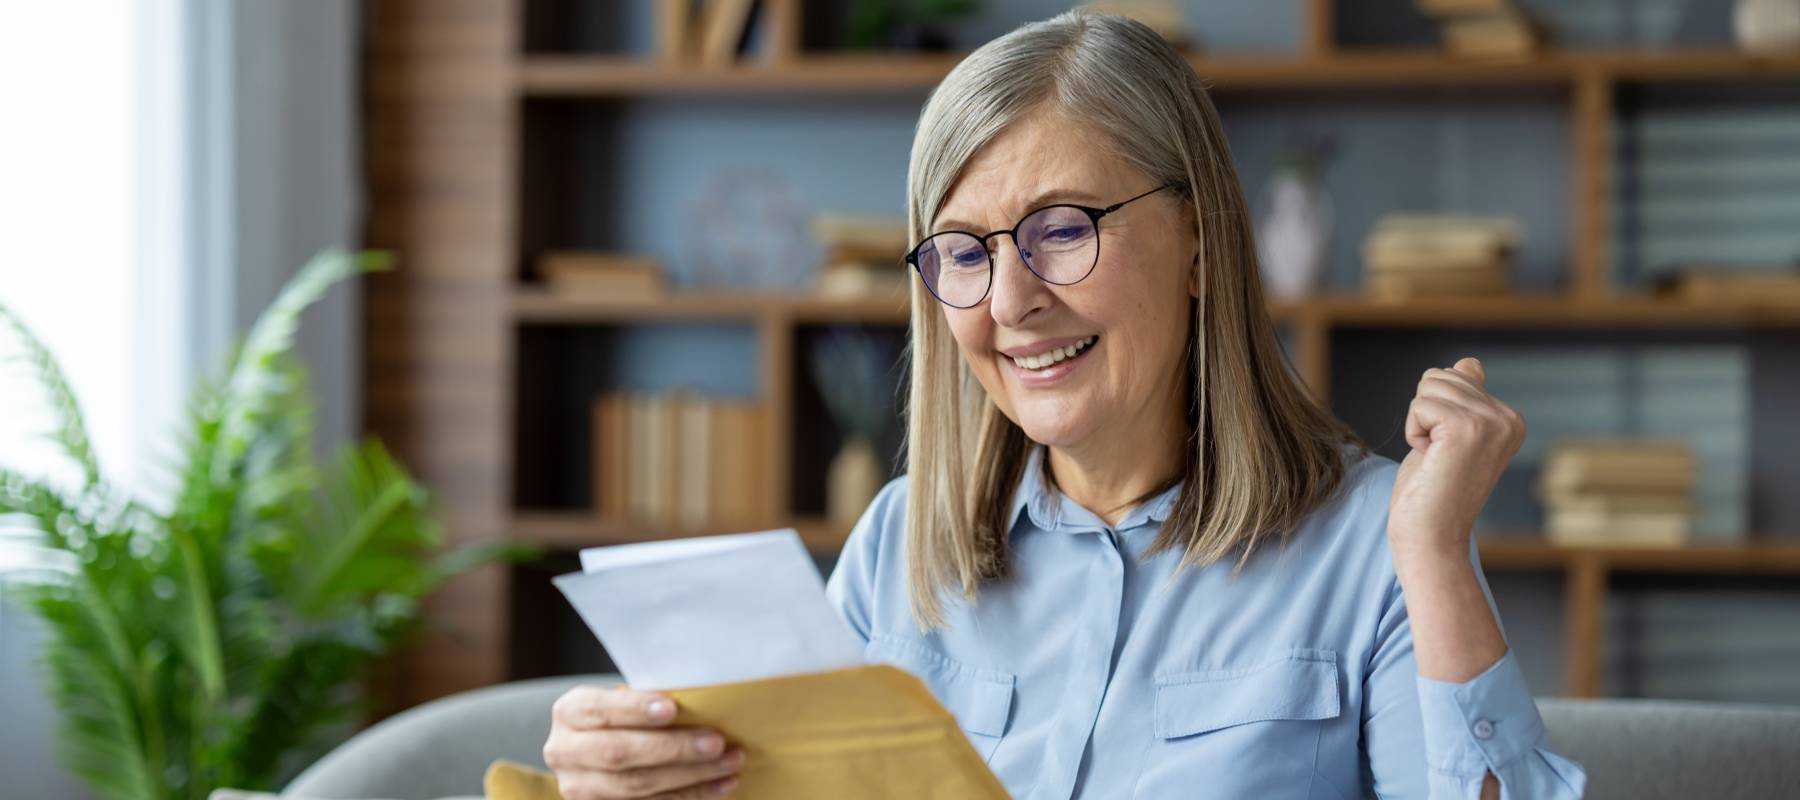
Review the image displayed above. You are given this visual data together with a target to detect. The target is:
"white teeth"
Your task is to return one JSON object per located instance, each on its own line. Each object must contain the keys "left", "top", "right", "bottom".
{"left": 1010, "top": 336, "right": 1097, "bottom": 371}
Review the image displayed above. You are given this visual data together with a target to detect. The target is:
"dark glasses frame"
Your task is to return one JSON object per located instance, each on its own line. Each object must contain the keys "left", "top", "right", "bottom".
{"left": 905, "top": 182, "right": 1180, "bottom": 309}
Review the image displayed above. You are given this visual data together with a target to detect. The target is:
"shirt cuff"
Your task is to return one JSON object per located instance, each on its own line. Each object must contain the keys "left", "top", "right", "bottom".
{"left": 1414, "top": 648, "right": 1547, "bottom": 778}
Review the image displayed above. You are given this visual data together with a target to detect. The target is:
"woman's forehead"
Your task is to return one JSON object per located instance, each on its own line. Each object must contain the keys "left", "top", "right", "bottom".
{"left": 934, "top": 125, "right": 1130, "bottom": 230}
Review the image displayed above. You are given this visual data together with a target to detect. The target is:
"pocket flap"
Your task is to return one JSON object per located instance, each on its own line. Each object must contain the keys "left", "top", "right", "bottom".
{"left": 865, "top": 635, "right": 1015, "bottom": 738}
{"left": 1152, "top": 649, "right": 1340, "bottom": 739}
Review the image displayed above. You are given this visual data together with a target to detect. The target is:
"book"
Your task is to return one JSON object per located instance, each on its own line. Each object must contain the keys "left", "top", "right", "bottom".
{"left": 1539, "top": 439, "right": 1697, "bottom": 495}
{"left": 1365, "top": 267, "right": 1508, "bottom": 299}
{"left": 678, "top": 395, "right": 713, "bottom": 529}
{"left": 1443, "top": 12, "right": 1541, "bottom": 58}
{"left": 540, "top": 252, "right": 665, "bottom": 298}
{"left": 654, "top": 0, "right": 699, "bottom": 63}
{"left": 1367, "top": 213, "right": 1522, "bottom": 247}
{"left": 592, "top": 393, "right": 631, "bottom": 520}
{"left": 699, "top": 0, "right": 757, "bottom": 67}
{"left": 811, "top": 213, "right": 909, "bottom": 253}
{"left": 1540, "top": 490, "right": 1693, "bottom": 516}
{"left": 1547, "top": 508, "right": 1690, "bottom": 547}
{"left": 1656, "top": 267, "right": 1800, "bottom": 304}
{"left": 1363, "top": 247, "right": 1508, "bottom": 274}
{"left": 759, "top": 0, "right": 800, "bottom": 62}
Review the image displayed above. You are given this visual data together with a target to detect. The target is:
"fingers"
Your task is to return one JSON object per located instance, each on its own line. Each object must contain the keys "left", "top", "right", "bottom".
{"left": 546, "top": 727, "right": 730, "bottom": 772}
{"left": 554, "top": 685, "right": 678, "bottom": 729}
{"left": 1405, "top": 395, "right": 1457, "bottom": 453}
{"left": 1417, "top": 367, "right": 1489, "bottom": 408}
{"left": 1453, "top": 356, "right": 1486, "bottom": 386}
{"left": 554, "top": 752, "right": 743, "bottom": 800}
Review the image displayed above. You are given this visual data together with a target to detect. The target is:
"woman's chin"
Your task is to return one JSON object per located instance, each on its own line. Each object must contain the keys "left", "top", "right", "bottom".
{"left": 1014, "top": 412, "right": 1096, "bottom": 449}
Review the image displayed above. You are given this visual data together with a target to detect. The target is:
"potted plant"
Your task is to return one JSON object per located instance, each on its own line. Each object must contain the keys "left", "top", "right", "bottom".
{"left": 0, "top": 251, "right": 528, "bottom": 800}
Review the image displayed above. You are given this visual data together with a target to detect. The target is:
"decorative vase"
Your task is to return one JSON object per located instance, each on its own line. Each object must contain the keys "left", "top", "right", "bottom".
{"left": 828, "top": 437, "right": 884, "bottom": 528}
{"left": 1735, "top": 0, "right": 1800, "bottom": 51}
{"left": 1256, "top": 168, "right": 1334, "bottom": 301}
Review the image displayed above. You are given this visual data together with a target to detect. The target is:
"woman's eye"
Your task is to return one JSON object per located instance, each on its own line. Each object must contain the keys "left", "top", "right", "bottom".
{"left": 950, "top": 249, "right": 987, "bottom": 267}
{"left": 1043, "top": 226, "right": 1085, "bottom": 242}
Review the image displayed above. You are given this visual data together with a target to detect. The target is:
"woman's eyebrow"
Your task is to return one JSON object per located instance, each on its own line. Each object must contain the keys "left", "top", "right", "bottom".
{"left": 933, "top": 188, "right": 1106, "bottom": 234}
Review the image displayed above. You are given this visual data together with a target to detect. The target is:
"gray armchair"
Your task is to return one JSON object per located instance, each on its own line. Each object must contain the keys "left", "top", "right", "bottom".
{"left": 281, "top": 675, "right": 1800, "bottom": 799}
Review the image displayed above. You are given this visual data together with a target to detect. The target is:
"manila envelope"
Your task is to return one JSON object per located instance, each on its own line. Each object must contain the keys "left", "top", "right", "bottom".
{"left": 664, "top": 663, "right": 1011, "bottom": 799}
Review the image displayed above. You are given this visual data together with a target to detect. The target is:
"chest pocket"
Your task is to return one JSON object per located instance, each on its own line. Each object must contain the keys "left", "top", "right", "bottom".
{"left": 862, "top": 634, "right": 1015, "bottom": 762}
{"left": 1134, "top": 648, "right": 1343, "bottom": 798}
{"left": 1153, "top": 648, "right": 1341, "bottom": 737}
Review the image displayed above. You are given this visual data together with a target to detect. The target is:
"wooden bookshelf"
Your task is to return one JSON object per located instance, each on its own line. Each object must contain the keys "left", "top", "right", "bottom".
{"left": 366, "top": 0, "right": 1800, "bottom": 706}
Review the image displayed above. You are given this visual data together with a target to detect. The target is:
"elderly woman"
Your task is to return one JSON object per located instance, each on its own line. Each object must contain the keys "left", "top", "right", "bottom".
{"left": 545, "top": 10, "right": 1586, "bottom": 800}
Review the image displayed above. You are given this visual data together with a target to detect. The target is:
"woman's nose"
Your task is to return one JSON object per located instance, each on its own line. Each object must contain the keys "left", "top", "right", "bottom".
{"left": 988, "top": 234, "right": 1051, "bottom": 327}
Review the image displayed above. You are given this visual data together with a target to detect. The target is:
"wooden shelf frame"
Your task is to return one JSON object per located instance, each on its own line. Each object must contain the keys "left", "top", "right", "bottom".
{"left": 515, "top": 49, "right": 1800, "bottom": 97}
{"left": 1477, "top": 537, "right": 1800, "bottom": 697}
{"left": 367, "top": 0, "right": 1800, "bottom": 707}
{"left": 515, "top": 288, "right": 1800, "bottom": 329}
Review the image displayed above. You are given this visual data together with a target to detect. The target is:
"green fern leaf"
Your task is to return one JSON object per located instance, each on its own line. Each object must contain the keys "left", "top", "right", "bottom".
{"left": 0, "top": 305, "right": 103, "bottom": 487}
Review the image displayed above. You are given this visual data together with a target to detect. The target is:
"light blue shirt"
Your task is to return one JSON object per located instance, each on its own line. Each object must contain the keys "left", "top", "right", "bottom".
{"left": 825, "top": 445, "right": 1587, "bottom": 798}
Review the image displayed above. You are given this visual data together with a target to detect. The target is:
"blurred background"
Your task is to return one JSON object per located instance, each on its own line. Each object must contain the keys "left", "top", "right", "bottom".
{"left": 4, "top": 0, "right": 1800, "bottom": 796}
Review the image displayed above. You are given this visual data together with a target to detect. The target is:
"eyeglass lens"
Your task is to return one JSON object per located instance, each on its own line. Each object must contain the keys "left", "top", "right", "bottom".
{"left": 915, "top": 205, "right": 1099, "bottom": 308}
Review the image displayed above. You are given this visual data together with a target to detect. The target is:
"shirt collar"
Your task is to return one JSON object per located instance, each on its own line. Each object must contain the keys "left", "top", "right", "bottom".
{"left": 1006, "top": 444, "right": 1183, "bottom": 534}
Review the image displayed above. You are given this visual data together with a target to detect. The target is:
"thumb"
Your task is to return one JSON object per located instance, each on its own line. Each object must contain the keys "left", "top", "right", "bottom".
{"left": 1453, "top": 356, "right": 1485, "bottom": 387}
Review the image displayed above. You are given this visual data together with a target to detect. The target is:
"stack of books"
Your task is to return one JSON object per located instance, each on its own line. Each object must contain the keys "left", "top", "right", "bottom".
{"left": 539, "top": 252, "right": 665, "bottom": 299}
{"left": 1361, "top": 213, "right": 1518, "bottom": 300}
{"left": 1538, "top": 439, "right": 1697, "bottom": 547}
{"left": 1416, "top": 0, "right": 1543, "bottom": 58}
{"left": 591, "top": 392, "right": 769, "bottom": 530}
{"left": 810, "top": 213, "right": 910, "bottom": 298}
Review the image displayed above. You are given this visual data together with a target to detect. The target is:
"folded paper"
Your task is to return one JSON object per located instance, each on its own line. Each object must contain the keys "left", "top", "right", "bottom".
{"left": 552, "top": 529, "right": 862, "bottom": 689}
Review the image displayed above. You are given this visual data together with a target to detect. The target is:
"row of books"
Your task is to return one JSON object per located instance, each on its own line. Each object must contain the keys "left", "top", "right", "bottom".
{"left": 656, "top": 0, "right": 800, "bottom": 66}
{"left": 1538, "top": 438, "right": 1697, "bottom": 547}
{"left": 1417, "top": 0, "right": 1543, "bottom": 58}
{"left": 591, "top": 392, "right": 771, "bottom": 529}
{"left": 1362, "top": 213, "right": 1519, "bottom": 299}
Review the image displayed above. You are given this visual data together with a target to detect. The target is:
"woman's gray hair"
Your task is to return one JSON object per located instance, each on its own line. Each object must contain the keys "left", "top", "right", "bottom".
{"left": 907, "top": 8, "right": 1227, "bottom": 246}
{"left": 900, "top": 9, "right": 1362, "bottom": 628}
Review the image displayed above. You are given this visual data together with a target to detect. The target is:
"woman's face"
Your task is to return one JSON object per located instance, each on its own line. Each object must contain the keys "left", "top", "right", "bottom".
{"left": 931, "top": 111, "right": 1198, "bottom": 450}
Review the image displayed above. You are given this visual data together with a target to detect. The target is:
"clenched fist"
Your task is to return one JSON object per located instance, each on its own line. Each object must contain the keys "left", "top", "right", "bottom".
{"left": 1387, "top": 356, "right": 1526, "bottom": 567}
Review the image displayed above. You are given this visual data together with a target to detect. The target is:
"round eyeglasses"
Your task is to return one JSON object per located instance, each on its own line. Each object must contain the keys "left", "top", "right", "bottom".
{"left": 906, "top": 183, "right": 1178, "bottom": 309}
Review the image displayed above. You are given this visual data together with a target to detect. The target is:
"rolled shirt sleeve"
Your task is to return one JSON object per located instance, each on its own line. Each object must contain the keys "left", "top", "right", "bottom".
{"left": 1417, "top": 650, "right": 1588, "bottom": 798}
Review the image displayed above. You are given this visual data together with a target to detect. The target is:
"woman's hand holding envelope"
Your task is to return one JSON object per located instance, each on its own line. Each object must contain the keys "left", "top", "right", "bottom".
{"left": 544, "top": 684, "right": 743, "bottom": 799}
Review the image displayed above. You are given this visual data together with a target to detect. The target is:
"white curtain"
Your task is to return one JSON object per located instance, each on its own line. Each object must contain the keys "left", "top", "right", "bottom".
{"left": 0, "top": 2, "right": 360, "bottom": 796}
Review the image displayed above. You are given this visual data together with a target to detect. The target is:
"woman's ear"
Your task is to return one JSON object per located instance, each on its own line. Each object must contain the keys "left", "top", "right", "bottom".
{"left": 1187, "top": 251, "right": 1202, "bottom": 299}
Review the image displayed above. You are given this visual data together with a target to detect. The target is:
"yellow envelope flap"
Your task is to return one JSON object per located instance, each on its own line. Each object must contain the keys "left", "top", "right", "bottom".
{"left": 484, "top": 758, "right": 563, "bottom": 800}
{"left": 666, "top": 664, "right": 1010, "bottom": 799}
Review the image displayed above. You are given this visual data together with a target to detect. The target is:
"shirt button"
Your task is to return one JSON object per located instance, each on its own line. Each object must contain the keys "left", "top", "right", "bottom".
{"left": 1472, "top": 718, "right": 1496, "bottom": 740}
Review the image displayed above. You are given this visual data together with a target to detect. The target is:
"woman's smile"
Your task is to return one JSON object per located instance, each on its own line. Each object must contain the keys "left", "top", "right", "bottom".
{"left": 1001, "top": 334, "right": 1100, "bottom": 386}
